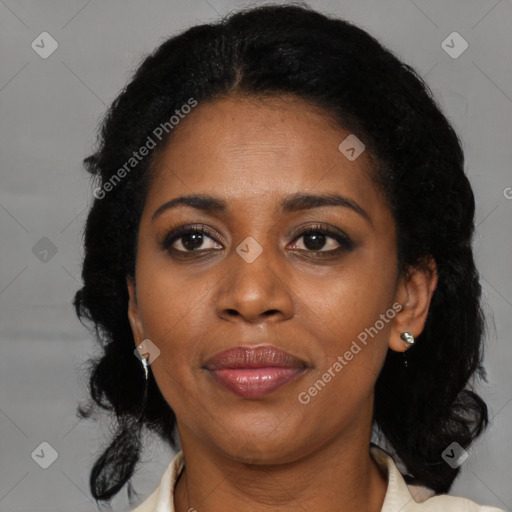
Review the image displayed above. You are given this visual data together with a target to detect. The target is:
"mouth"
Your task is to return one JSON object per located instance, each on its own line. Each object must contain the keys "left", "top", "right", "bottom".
{"left": 203, "top": 345, "right": 308, "bottom": 399}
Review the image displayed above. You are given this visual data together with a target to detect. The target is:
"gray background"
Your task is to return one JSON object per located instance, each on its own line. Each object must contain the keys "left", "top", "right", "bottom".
{"left": 0, "top": 0, "right": 511, "bottom": 511}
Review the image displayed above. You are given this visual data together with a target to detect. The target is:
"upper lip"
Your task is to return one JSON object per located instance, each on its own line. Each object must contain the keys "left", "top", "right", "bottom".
{"left": 204, "top": 345, "right": 307, "bottom": 370}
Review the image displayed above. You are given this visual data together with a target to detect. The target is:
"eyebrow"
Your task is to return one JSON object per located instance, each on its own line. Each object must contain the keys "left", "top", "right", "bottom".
{"left": 151, "top": 192, "right": 372, "bottom": 224}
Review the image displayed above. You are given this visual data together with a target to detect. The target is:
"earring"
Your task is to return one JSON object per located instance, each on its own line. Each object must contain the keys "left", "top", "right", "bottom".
{"left": 400, "top": 332, "right": 415, "bottom": 368}
{"left": 400, "top": 331, "right": 415, "bottom": 347}
{"left": 135, "top": 339, "right": 150, "bottom": 402}
{"left": 141, "top": 353, "right": 149, "bottom": 382}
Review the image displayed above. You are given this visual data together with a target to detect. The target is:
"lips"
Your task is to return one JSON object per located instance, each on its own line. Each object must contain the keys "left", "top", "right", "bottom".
{"left": 204, "top": 345, "right": 307, "bottom": 399}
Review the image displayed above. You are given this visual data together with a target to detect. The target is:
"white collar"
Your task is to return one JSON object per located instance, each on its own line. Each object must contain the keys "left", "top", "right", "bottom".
{"left": 131, "top": 445, "right": 501, "bottom": 511}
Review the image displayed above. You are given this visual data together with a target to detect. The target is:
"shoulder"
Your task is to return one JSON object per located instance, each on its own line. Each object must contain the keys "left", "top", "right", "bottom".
{"left": 370, "top": 445, "right": 505, "bottom": 512}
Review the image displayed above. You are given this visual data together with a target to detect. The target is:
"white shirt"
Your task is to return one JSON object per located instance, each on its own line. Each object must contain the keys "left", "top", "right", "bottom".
{"left": 131, "top": 446, "right": 504, "bottom": 511}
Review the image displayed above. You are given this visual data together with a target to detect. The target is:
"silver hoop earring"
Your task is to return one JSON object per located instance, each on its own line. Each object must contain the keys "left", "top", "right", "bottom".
{"left": 135, "top": 339, "right": 150, "bottom": 404}
{"left": 135, "top": 354, "right": 150, "bottom": 429}
{"left": 141, "top": 354, "right": 149, "bottom": 382}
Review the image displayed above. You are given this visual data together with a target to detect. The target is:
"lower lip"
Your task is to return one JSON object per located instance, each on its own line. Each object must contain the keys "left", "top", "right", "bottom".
{"left": 207, "top": 367, "right": 306, "bottom": 399}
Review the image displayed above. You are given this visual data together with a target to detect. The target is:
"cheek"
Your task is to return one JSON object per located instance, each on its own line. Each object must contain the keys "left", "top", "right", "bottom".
{"left": 302, "top": 253, "right": 396, "bottom": 335}
{"left": 135, "top": 236, "right": 215, "bottom": 338}
{"left": 294, "top": 284, "right": 393, "bottom": 431}
{"left": 134, "top": 256, "right": 211, "bottom": 397}
{"left": 295, "top": 252, "right": 396, "bottom": 386}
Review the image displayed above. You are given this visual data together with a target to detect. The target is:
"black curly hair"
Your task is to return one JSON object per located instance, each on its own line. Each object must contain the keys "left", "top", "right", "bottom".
{"left": 73, "top": 3, "right": 489, "bottom": 507}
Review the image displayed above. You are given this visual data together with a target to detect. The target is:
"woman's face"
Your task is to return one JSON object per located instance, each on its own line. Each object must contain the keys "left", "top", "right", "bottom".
{"left": 127, "top": 95, "right": 411, "bottom": 463}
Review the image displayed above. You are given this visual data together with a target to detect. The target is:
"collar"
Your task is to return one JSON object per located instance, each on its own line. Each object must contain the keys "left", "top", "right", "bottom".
{"left": 131, "top": 445, "right": 499, "bottom": 512}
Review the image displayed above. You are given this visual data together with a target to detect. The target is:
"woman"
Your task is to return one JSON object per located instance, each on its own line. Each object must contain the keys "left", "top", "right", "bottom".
{"left": 74, "top": 4, "right": 504, "bottom": 511}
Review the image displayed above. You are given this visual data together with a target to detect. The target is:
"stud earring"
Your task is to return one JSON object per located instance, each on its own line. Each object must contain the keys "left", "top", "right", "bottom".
{"left": 400, "top": 331, "right": 415, "bottom": 347}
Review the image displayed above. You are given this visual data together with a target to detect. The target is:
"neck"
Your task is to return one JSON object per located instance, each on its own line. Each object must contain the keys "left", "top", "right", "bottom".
{"left": 174, "top": 423, "right": 387, "bottom": 512}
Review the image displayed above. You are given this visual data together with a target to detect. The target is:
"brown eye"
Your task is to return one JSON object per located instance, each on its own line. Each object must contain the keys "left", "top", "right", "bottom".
{"left": 296, "top": 232, "right": 334, "bottom": 251}
{"left": 162, "top": 226, "right": 223, "bottom": 253}
{"left": 289, "top": 225, "right": 355, "bottom": 254}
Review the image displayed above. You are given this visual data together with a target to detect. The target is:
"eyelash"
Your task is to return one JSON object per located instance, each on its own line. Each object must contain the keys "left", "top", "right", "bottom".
{"left": 161, "top": 223, "right": 355, "bottom": 257}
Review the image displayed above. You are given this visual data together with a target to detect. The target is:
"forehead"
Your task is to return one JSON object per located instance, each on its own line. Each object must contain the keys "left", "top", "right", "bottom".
{"left": 145, "top": 95, "right": 386, "bottom": 221}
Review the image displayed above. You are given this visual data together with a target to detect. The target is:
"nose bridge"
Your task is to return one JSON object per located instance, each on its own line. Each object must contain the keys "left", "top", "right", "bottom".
{"left": 214, "top": 231, "right": 295, "bottom": 322}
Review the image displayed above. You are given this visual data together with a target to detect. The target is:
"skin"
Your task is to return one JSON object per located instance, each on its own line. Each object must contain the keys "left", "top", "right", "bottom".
{"left": 127, "top": 95, "right": 438, "bottom": 512}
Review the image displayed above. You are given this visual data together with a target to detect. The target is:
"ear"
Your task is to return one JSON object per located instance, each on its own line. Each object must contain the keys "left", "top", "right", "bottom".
{"left": 127, "top": 276, "right": 145, "bottom": 348}
{"left": 389, "top": 257, "right": 438, "bottom": 352}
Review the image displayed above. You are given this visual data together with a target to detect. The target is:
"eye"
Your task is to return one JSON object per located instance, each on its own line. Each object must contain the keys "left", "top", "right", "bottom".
{"left": 289, "top": 224, "right": 354, "bottom": 254}
{"left": 161, "top": 223, "right": 355, "bottom": 257}
{"left": 161, "top": 225, "right": 223, "bottom": 253}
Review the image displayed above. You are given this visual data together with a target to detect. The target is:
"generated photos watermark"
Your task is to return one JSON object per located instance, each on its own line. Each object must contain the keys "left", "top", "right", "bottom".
{"left": 338, "top": 133, "right": 365, "bottom": 161}
{"left": 298, "top": 302, "right": 403, "bottom": 404}
{"left": 93, "top": 97, "right": 198, "bottom": 200}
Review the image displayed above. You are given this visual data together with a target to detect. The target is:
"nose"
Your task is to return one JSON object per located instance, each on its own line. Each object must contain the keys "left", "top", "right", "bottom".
{"left": 214, "top": 245, "right": 295, "bottom": 324}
